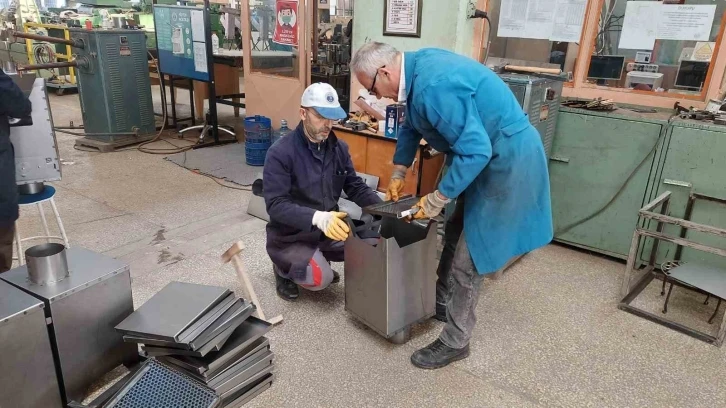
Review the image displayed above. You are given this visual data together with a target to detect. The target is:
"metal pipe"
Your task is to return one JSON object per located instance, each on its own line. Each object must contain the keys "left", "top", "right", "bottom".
{"left": 25, "top": 243, "right": 70, "bottom": 285}
{"left": 18, "top": 60, "right": 78, "bottom": 71}
{"left": 53, "top": 128, "right": 137, "bottom": 137}
{"left": 13, "top": 31, "right": 84, "bottom": 48}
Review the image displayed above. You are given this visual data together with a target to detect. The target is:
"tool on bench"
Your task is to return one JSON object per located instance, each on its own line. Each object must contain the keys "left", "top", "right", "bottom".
{"left": 491, "top": 63, "right": 567, "bottom": 82}
{"left": 222, "top": 242, "right": 283, "bottom": 326}
{"left": 674, "top": 102, "right": 715, "bottom": 121}
{"left": 562, "top": 98, "right": 616, "bottom": 111}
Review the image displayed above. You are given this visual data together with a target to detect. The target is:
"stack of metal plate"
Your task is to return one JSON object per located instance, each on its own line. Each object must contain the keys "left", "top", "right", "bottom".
{"left": 115, "top": 282, "right": 255, "bottom": 355}
{"left": 114, "top": 282, "right": 274, "bottom": 407}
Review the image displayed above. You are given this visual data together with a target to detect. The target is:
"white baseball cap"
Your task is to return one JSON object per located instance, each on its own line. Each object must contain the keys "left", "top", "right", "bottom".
{"left": 301, "top": 83, "right": 347, "bottom": 120}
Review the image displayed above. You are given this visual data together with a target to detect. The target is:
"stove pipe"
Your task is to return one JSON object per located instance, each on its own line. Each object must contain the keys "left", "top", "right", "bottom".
{"left": 25, "top": 243, "right": 69, "bottom": 285}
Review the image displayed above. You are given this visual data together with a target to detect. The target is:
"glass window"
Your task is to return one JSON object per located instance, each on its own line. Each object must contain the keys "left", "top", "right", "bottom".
{"left": 485, "top": 0, "right": 583, "bottom": 82}
{"left": 249, "top": 0, "right": 298, "bottom": 78}
{"left": 586, "top": 0, "right": 724, "bottom": 96}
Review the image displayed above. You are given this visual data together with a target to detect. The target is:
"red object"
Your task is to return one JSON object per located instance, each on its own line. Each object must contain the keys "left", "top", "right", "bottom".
{"left": 272, "top": 0, "right": 298, "bottom": 47}
{"left": 84, "top": 20, "right": 92, "bottom": 30}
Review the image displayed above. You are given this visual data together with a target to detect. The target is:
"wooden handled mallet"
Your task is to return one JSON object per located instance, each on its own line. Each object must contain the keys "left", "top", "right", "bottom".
{"left": 222, "top": 241, "right": 283, "bottom": 326}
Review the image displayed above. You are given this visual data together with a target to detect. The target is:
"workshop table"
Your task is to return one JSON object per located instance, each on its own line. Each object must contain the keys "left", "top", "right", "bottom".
{"left": 333, "top": 125, "right": 444, "bottom": 196}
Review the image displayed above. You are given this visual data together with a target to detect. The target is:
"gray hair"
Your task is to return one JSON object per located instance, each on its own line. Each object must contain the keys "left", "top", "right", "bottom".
{"left": 350, "top": 42, "right": 399, "bottom": 79}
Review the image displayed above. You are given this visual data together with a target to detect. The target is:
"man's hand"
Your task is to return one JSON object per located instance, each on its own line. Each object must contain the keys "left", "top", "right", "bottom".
{"left": 312, "top": 211, "right": 350, "bottom": 241}
{"left": 412, "top": 191, "right": 451, "bottom": 220}
{"left": 385, "top": 165, "right": 408, "bottom": 202}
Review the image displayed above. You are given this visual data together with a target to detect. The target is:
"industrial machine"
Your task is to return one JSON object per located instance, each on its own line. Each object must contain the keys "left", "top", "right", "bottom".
{"left": 14, "top": 28, "right": 156, "bottom": 150}
{"left": 499, "top": 73, "right": 564, "bottom": 157}
{"left": 0, "top": 280, "right": 63, "bottom": 408}
{"left": 0, "top": 245, "right": 138, "bottom": 405}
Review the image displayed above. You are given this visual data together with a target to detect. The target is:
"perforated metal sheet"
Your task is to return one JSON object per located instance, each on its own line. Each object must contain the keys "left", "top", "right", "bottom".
{"left": 104, "top": 359, "right": 220, "bottom": 408}
{"left": 363, "top": 197, "right": 421, "bottom": 218}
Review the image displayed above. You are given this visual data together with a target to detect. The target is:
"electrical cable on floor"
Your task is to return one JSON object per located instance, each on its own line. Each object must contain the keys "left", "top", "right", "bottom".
{"left": 554, "top": 115, "right": 678, "bottom": 236}
{"left": 136, "top": 51, "right": 195, "bottom": 155}
{"left": 191, "top": 170, "right": 252, "bottom": 191}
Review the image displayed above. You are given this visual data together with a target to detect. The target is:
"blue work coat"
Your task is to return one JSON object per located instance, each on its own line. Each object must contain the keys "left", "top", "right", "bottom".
{"left": 394, "top": 49, "right": 553, "bottom": 274}
{"left": 263, "top": 122, "right": 381, "bottom": 279}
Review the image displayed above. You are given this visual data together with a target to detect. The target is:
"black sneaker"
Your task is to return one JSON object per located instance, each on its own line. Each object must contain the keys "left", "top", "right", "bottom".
{"left": 331, "top": 270, "right": 341, "bottom": 284}
{"left": 433, "top": 302, "right": 447, "bottom": 322}
{"left": 410, "top": 339, "right": 470, "bottom": 370}
{"left": 274, "top": 267, "right": 299, "bottom": 301}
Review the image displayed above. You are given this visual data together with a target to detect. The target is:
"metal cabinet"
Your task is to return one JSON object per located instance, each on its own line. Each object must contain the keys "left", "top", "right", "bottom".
{"left": 642, "top": 120, "right": 726, "bottom": 269}
{"left": 549, "top": 108, "right": 671, "bottom": 258}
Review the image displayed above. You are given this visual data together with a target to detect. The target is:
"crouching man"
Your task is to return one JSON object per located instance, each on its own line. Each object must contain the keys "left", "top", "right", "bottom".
{"left": 263, "top": 83, "right": 382, "bottom": 300}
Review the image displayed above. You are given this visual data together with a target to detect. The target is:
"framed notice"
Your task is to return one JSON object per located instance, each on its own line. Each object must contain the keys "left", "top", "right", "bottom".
{"left": 384, "top": 0, "right": 422, "bottom": 37}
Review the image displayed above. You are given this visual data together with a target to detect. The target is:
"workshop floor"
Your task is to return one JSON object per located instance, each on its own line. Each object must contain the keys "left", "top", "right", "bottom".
{"left": 15, "top": 88, "right": 726, "bottom": 408}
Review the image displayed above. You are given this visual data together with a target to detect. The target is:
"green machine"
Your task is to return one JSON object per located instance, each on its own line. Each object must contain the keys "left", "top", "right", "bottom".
{"left": 641, "top": 119, "right": 726, "bottom": 270}
{"left": 550, "top": 106, "right": 726, "bottom": 270}
{"left": 70, "top": 28, "right": 155, "bottom": 136}
{"left": 16, "top": 28, "right": 155, "bottom": 147}
{"left": 549, "top": 107, "right": 673, "bottom": 259}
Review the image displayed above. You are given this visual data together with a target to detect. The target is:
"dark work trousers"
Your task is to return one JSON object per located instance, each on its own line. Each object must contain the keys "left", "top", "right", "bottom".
{"left": 436, "top": 194, "right": 486, "bottom": 349}
{"left": 0, "top": 223, "right": 15, "bottom": 273}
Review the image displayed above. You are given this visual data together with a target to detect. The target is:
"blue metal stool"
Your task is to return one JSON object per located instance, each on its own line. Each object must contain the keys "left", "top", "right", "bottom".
{"left": 14, "top": 185, "right": 69, "bottom": 265}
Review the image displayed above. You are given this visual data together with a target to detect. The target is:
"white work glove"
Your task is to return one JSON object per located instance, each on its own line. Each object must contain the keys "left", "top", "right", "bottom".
{"left": 312, "top": 211, "right": 350, "bottom": 241}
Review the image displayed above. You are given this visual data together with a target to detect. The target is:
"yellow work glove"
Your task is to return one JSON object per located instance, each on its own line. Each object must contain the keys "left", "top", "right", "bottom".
{"left": 312, "top": 211, "right": 350, "bottom": 241}
{"left": 385, "top": 166, "right": 408, "bottom": 202}
{"left": 412, "top": 191, "right": 451, "bottom": 220}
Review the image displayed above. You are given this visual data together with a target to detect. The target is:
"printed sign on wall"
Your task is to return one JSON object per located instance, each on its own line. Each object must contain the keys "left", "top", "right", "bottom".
{"left": 273, "top": 0, "right": 299, "bottom": 46}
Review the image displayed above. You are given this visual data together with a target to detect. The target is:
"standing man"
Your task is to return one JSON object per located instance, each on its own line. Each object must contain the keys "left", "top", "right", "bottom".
{"left": 350, "top": 43, "right": 553, "bottom": 369}
{"left": 0, "top": 70, "right": 33, "bottom": 272}
{"left": 264, "top": 83, "right": 381, "bottom": 300}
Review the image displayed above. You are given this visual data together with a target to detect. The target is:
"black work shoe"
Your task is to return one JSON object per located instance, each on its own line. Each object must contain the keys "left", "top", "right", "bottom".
{"left": 331, "top": 270, "right": 341, "bottom": 284}
{"left": 411, "top": 339, "right": 470, "bottom": 370}
{"left": 433, "top": 303, "right": 447, "bottom": 322}
{"left": 275, "top": 269, "right": 299, "bottom": 301}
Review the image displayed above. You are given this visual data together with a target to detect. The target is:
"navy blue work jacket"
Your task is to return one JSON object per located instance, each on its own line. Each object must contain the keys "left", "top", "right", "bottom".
{"left": 0, "top": 71, "right": 32, "bottom": 226}
{"left": 263, "top": 122, "right": 381, "bottom": 278}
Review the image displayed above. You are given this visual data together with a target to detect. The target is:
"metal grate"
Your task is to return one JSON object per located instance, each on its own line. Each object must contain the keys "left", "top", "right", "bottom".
{"left": 363, "top": 197, "right": 421, "bottom": 218}
{"left": 105, "top": 359, "right": 220, "bottom": 408}
{"left": 106, "top": 43, "right": 127, "bottom": 132}
{"left": 132, "top": 37, "right": 154, "bottom": 130}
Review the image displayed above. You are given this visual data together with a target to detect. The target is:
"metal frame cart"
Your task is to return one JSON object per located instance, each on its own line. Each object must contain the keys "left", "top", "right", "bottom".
{"left": 620, "top": 190, "right": 726, "bottom": 346}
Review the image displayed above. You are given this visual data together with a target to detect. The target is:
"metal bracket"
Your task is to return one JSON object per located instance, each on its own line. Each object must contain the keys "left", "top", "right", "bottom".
{"left": 466, "top": 2, "right": 476, "bottom": 18}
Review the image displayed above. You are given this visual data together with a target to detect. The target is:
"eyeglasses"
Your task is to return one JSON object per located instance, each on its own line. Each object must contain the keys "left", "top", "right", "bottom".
{"left": 368, "top": 65, "right": 386, "bottom": 95}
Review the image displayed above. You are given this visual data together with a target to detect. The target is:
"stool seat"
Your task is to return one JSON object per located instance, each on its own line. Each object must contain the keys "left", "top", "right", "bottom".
{"left": 18, "top": 185, "right": 57, "bottom": 205}
{"left": 14, "top": 184, "right": 68, "bottom": 266}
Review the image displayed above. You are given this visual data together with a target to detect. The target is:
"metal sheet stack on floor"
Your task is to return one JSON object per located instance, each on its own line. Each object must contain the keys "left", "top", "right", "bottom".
{"left": 114, "top": 282, "right": 275, "bottom": 408}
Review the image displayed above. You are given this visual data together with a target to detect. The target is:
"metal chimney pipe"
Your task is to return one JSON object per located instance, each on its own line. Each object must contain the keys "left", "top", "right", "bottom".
{"left": 25, "top": 243, "right": 70, "bottom": 285}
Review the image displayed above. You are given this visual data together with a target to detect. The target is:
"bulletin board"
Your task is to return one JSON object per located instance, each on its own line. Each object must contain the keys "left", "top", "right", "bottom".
{"left": 153, "top": 5, "right": 211, "bottom": 82}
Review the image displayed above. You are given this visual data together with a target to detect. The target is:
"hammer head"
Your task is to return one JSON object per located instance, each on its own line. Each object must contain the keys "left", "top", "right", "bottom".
{"left": 221, "top": 241, "right": 245, "bottom": 263}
